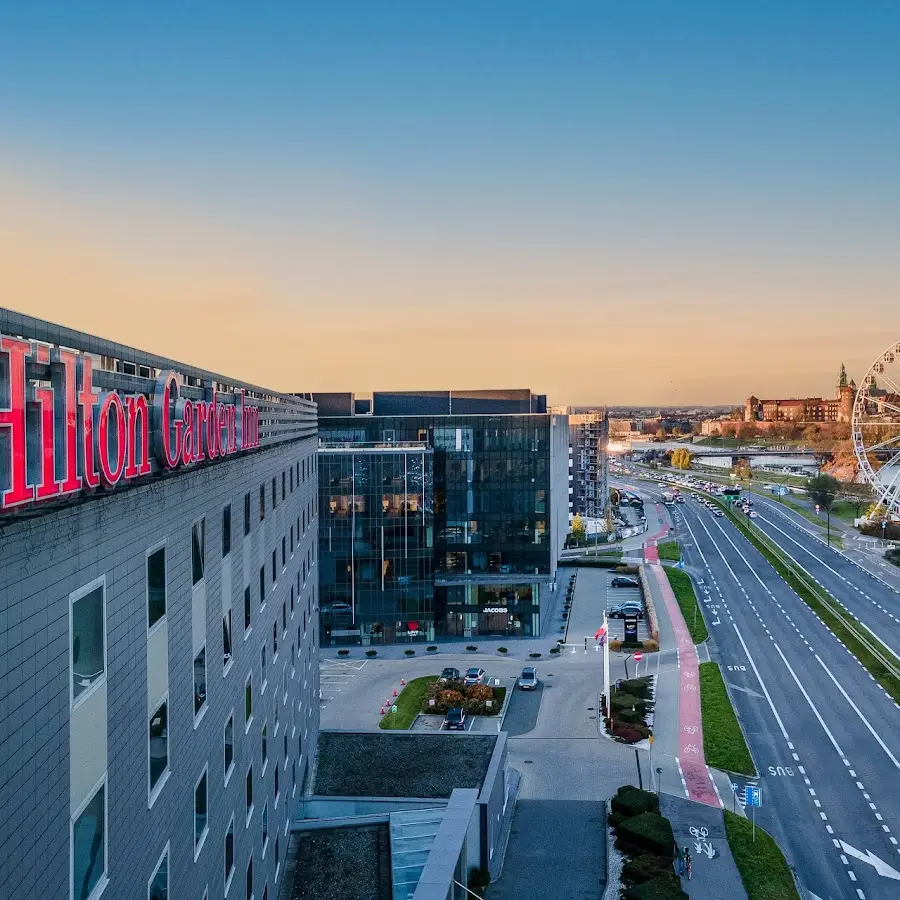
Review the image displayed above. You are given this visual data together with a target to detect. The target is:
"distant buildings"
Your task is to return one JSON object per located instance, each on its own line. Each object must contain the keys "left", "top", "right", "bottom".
{"left": 315, "top": 390, "right": 568, "bottom": 643}
{"left": 551, "top": 407, "right": 609, "bottom": 520}
{"left": 744, "top": 365, "right": 856, "bottom": 424}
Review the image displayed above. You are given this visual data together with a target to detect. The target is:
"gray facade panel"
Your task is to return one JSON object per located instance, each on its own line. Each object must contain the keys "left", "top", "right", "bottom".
{"left": 0, "top": 438, "right": 321, "bottom": 900}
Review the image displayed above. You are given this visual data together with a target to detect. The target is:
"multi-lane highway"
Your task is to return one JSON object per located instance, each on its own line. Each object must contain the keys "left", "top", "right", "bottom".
{"left": 616, "top": 477, "right": 900, "bottom": 900}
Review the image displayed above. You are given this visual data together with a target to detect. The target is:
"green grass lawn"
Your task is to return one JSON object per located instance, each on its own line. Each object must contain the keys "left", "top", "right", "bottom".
{"left": 664, "top": 567, "right": 709, "bottom": 644}
{"left": 378, "top": 675, "right": 438, "bottom": 730}
{"left": 698, "top": 662, "right": 755, "bottom": 775}
{"left": 767, "top": 495, "right": 845, "bottom": 546}
{"left": 724, "top": 810, "right": 801, "bottom": 900}
{"left": 656, "top": 540, "right": 681, "bottom": 562}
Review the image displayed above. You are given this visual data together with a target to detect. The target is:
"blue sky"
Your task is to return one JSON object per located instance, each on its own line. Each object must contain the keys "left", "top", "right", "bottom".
{"left": 1, "top": 2, "right": 898, "bottom": 403}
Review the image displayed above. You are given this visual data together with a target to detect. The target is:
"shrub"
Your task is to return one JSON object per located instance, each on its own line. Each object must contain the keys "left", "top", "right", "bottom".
{"left": 497, "top": 647, "right": 508, "bottom": 654}
{"left": 622, "top": 854, "right": 670, "bottom": 886}
{"left": 609, "top": 639, "right": 623, "bottom": 651}
{"left": 611, "top": 785, "right": 660, "bottom": 821}
{"left": 438, "top": 689, "right": 465, "bottom": 707}
{"left": 529, "top": 652, "right": 541, "bottom": 658}
{"left": 466, "top": 645, "right": 478, "bottom": 652}
{"left": 365, "top": 649, "right": 378, "bottom": 657}
{"left": 426, "top": 645, "right": 438, "bottom": 652}
{"left": 562, "top": 612, "right": 568, "bottom": 619}
{"left": 616, "top": 812, "right": 675, "bottom": 861}
{"left": 337, "top": 649, "right": 350, "bottom": 657}
{"left": 550, "top": 647, "right": 561, "bottom": 654}
{"left": 618, "top": 677, "right": 653, "bottom": 699}
{"left": 622, "top": 873, "right": 688, "bottom": 900}
{"left": 404, "top": 649, "right": 415, "bottom": 656}
{"left": 611, "top": 725, "right": 645, "bottom": 744}
{"left": 557, "top": 638, "right": 566, "bottom": 644}
{"left": 468, "top": 867, "right": 491, "bottom": 890}
{"left": 642, "top": 639, "right": 660, "bottom": 652}
{"left": 465, "top": 684, "right": 494, "bottom": 702}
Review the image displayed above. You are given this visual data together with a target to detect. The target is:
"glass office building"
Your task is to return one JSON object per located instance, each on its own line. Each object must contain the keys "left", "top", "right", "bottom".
{"left": 318, "top": 443, "right": 435, "bottom": 644}
{"left": 317, "top": 397, "right": 568, "bottom": 641}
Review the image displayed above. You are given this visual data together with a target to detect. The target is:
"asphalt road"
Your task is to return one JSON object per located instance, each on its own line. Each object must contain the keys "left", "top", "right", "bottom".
{"left": 678, "top": 497, "right": 900, "bottom": 900}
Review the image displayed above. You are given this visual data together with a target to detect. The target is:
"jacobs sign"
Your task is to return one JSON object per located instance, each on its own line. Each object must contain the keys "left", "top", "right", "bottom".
{"left": 0, "top": 333, "right": 260, "bottom": 514}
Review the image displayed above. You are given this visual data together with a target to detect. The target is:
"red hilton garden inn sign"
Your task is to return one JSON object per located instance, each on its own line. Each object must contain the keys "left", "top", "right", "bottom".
{"left": 0, "top": 334, "right": 260, "bottom": 514}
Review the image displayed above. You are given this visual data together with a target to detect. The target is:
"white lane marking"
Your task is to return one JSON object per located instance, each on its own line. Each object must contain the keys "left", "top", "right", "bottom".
{"left": 839, "top": 841, "right": 900, "bottom": 880}
{"left": 814, "top": 654, "right": 900, "bottom": 770}
{"left": 732, "top": 624, "right": 790, "bottom": 741}
{"left": 771, "top": 642, "right": 844, "bottom": 757}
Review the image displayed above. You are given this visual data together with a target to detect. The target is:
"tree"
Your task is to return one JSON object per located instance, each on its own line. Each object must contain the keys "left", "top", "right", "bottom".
{"left": 806, "top": 473, "right": 841, "bottom": 545}
{"left": 721, "top": 422, "right": 737, "bottom": 439}
{"left": 671, "top": 448, "right": 693, "bottom": 470}
{"left": 839, "top": 481, "right": 873, "bottom": 519}
{"left": 570, "top": 514, "right": 586, "bottom": 546}
{"left": 655, "top": 428, "right": 667, "bottom": 441}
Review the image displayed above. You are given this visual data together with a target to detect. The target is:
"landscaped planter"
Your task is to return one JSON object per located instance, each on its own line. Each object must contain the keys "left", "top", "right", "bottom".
{"left": 365, "top": 650, "right": 378, "bottom": 657}
{"left": 426, "top": 645, "right": 438, "bottom": 653}
{"left": 466, "top": 645, "right": 478, "bottom": 652}
{"left": 497, "top": 647, "right": 508, "bottom": 654}
{"left": 404, "top": 649, "right": 415, "bottom": 656}
{"left": 338, "top": 649, "right": 350, "bottom": 657}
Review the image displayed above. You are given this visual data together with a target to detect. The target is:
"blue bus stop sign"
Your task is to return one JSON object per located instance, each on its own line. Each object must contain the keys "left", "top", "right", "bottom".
{"left": 745, "top": 785, "right": 761, "bottom": 807}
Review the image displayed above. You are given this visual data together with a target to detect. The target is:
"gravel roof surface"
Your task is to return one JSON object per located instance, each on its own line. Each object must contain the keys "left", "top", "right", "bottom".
{"left": 288, "top": 826, "right": 391, "bottom": 900}
{"left": 315, "top": 731, "right": 497, "bottom": 798}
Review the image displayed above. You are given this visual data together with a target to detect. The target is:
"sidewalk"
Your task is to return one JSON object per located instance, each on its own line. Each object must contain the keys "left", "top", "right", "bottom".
{"left": 661, "top": 794, "right": 748, "bottom": 900}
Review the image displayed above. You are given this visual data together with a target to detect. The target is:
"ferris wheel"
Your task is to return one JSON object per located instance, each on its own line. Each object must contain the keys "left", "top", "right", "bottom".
{"left": 852, "top": 341, "right": 900, "bottom": 518}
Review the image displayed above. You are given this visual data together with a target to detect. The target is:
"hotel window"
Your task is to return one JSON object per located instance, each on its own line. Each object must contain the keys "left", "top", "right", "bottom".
{"left": 260, "top": 485, "right": 265, "bottom": 521}
{"left": 244, "top": 587, "right": 252, "bottom": 631}
{"left": 262, "top": 802, "right": 269, "bottom": 852}
{"left": 274, "top": 766, "right": 280, "bottom": 807}
{"left": 245, "top": 675, "right": 253, "bottom": 729}
{"left": 261, "top": 722, "right": 268, "bottom": 767}
{"left": 224, "top": 818, "right": 235, "bottom": 891}
{"left": 290, "top": 468, "right": 293, "bottom": 493}
{"left": 148, "top": 846, "right": 168, "bottom": 900}
{"left": 282, "top": 471, "right": 286, "bottom": 500}
{"left": 149, "top": 700, "right": 168, "bottom": 794}
{"left": 72, "top": 782, "right": 106, "bottom": 900}
{"left": 271, "top": 551, "right": 276, "bottom": 585}
{"left": 223, "top": 610, "right": 233, "bottom": 671}
{"left": 291, "top": 643, "right": 295, "bottom": 670}
{"left": 222, "top": 504, "right": 232, "bottom": 558}
{"left": 281, "top": 537, "right": 286, "bottom": 570}
{"left": 290, "top": 525, "right": 294, "bottom": 551}
{"left": 245, "top": 766, "right": 254, "bottom": 822}
{"left": 272, "top": 623, "right": 278, "bottom": 658}
{"left": 194, "top": 769, "right": 208, "bottom": 855}
{"left": 194, "top": 647, "right": 207, "bottom": 719}
{"left": 246, "top": 856, "right": 253, "bottom": 900}
{"left": 282, "top": 602, "right": 286, "bottom": 635}
{"left": 283, "top": 732, "right": 288, "bottom": 761}
{"left": 260, "top": 645, "right": 267, "bottom": 689}
{"left": 259, "top": 567, "right": 265, "bottom": 605}
{"left": 244, "top": 493, "right": 251, "bottom": 535}
{"left": 192, "top": 518, "right": 205, "bottom": 586}
{"left": 271, "top": 478, "right": 276, "bottom": 507}
{"left": 147, "top": 547, "right": 166, "bottom": 630}
{"left": 71, "top": 580, "right": 105, "bottom": 704}
{"left": 290, "top": 586, "right": 294, "bottom": 614}
{"left": 224, "top": 714, "right": 234, "bottom": 782}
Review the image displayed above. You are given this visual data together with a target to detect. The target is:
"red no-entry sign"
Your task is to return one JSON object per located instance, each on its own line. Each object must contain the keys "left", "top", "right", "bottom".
{"left": 634, "top": 652, "right": 643, "bottom": 662}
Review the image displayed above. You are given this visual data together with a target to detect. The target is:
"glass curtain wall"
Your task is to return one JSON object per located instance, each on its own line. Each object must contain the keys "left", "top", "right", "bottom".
{"left": 319, "top": 448, "right": 434, "bottom": 645}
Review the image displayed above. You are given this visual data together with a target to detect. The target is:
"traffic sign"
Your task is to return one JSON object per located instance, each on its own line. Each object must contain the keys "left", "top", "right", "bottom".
{"left": 634, "top": 652, "right": 643, "bottom": 662}
{"left": 391, "top": 705, "right": 398, "bottom": 714}
{"left": 745, "top": 785, "right": 761, "bottom": 807}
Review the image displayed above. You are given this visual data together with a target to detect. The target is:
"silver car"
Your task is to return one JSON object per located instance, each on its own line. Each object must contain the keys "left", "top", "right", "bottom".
{"left": 517, "top": 667, "right": 539, "bottom": 690}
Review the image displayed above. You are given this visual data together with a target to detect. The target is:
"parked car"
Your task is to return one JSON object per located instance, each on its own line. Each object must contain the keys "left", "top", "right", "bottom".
{"left": 444, "top": 708, "right": 466, "bottom": 731}
{"left": 609, "top": 603, "right": 644, "bottom": 619}
{"left": 611, "top": 577, "right": 639, "bottom": 588}
{"left": 439, "top": 667, "right": 460, "bottom": 682}
{"left": 464, "top": 667, "right": 486, "bottom": 685}
{"left": 517, "top": 667, "right": 539, "bottom": 690}
{"left": 321, "top": 601, "right": 352, "bottom": 615}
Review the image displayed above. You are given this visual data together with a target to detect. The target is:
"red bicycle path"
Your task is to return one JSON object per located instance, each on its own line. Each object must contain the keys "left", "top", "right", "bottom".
{"left": 644, "top": 506, "right": 721, "bottom": 808}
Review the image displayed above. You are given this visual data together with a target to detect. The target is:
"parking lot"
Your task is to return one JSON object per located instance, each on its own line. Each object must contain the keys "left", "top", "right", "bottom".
{"left": 603, "top": 570, "right": 650, "bottom": 642}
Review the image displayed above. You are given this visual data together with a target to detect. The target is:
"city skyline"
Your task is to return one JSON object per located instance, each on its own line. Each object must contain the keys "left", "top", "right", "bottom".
{"left": 2, "top": 3, "right": 899, "bottom": 403}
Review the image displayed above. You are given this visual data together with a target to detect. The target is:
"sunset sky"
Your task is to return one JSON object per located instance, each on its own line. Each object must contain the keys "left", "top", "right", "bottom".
{"left": 2, "top": 2, "right": 898, "bottom": 405}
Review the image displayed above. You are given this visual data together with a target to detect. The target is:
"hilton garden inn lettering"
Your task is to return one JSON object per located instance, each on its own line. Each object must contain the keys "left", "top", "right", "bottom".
{"left": 0, "top": 334, "right": 260, "bottom": 513}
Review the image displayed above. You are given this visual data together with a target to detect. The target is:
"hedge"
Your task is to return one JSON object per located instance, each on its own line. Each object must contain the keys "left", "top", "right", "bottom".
{"left": 612, "top": 786, "right": 660, "bottom": 821}
{"left": 616, "top": 812, "right": 675, "bottom": 861}
{"left": 623, "top": 874, "right": 688, "bottom": 900}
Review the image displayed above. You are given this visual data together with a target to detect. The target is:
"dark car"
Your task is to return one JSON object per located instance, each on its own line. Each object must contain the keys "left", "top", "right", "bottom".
{"left": 464, "top": 667, "right": 486, "bottom": 686}
{"left": 608, "top": 603, "right": 644, "bottom": 619}
{"left": 517, "top": 667, "right": 539, "bottom": 690}
{"left": 611, "top": 577, "right": 639, "bottom": 588}
{"left": 444, "top": 707, "right": 466, "bottom": 730}
{"left": 439, "top": 667, "right": 460, "bottom": 682}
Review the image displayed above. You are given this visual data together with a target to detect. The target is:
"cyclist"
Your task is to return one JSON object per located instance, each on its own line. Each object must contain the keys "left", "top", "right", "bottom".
{"left": 683, "top": 847, "right": 693, "bottom": 880}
